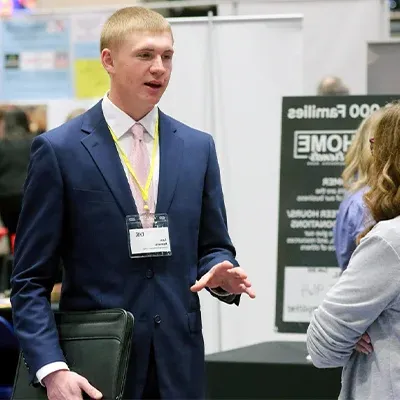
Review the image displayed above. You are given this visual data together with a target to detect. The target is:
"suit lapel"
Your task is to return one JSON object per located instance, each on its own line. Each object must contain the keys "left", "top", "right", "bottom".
{"left": 156, "top": 111, "right": 184, "bottom": 214}
{"left": 81, "top": 101, "right": 138, "bottom": 217}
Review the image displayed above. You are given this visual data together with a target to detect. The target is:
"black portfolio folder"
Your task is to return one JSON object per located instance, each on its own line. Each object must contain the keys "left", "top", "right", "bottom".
{"left": 11, "top": 308, "right": 134, "bottom": 400}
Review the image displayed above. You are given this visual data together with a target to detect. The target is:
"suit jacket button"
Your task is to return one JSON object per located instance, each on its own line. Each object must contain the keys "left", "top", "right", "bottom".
{"left": 154, "top": 315, "right": 161, "bottom": 324}
{"left": 146, "top": 269, "right": 154, "bottom": 279}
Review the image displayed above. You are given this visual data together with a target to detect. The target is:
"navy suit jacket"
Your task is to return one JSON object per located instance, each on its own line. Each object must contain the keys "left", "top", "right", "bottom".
{"left": 10, "top": 101, "right": 239, "bottom": 399}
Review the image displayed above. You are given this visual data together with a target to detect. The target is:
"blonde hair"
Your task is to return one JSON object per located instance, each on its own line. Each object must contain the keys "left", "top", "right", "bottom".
{"left": 65, "top": 108, "right": 86, "bottom": 122}
{"left": 358, "top": 102, "right": 400, "bottom": 241}
{"left": 100, "top": 7, "right": 172, "bottom": 52}
{"left": 342, "top": 108, "right": 385, "bottom": 192}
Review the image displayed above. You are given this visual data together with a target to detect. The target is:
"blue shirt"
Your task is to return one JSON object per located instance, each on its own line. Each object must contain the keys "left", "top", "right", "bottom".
{"left": 333, "top": 187, "right": 371, "bottom": 271}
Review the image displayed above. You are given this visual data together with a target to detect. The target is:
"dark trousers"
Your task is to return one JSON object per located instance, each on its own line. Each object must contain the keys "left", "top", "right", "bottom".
{"left": 141, "top": 342, "right": 160, "bottom": 399}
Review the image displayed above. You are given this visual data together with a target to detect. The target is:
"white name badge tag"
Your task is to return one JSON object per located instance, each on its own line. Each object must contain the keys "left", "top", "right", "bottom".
{"left": 126, "top": 214, "right": 172, "bottom": 258}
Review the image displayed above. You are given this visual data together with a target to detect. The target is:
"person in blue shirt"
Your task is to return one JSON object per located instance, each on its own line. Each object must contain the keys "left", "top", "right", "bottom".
{"left": 334, "top": 108, "right": 384, "bottom": 271}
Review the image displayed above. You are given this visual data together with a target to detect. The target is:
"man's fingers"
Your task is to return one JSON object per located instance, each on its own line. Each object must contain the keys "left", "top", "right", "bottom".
{"left": 78, "top": 377, "right": 103, "bottom": 399}
{"left": 215, "top": 261, "right": 234, "bottom": 272}
{"left": 240, "top": 278, "right": 252, "bottom": 287}
{"left": 244, "top": 286, "right": 256, "bottom": 299}
{"left": 235, "top": 283, "right": 256, "bottom": 299}
{"left": 234, "top": 279, "right": 252, "bottom": 289}
{"left": 190, "top": 272, "right": 211, "bottom": 292}
{"left": 228, "top": 267, "right": 247, "bottom": 279}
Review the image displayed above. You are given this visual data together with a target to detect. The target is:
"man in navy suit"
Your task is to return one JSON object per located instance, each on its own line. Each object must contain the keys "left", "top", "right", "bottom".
{"left": 10, "top": 6, "right": 255, "bottom": 400}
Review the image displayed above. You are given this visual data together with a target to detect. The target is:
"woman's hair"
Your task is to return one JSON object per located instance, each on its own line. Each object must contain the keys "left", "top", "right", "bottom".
{"left": 3, "top": 107, "right": 30, "bottom": 139}
{"left": 359, "top": 102, "right": 400, "bottom": 240}
{"left": 342, "top": 108, "right": 384, "bottom": 192}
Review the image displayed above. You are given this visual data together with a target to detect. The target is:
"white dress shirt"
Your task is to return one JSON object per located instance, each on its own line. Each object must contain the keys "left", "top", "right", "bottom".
{"left": 36, "top": 95, "right": 160, "bottom": 384}
{"left": 101, "top": 93, "right": 160, "bottom": 204}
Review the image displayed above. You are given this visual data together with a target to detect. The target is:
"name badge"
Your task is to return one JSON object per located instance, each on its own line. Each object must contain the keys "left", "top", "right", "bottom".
{"left": 126, "top": 214, "right": 172, "bottom": 258}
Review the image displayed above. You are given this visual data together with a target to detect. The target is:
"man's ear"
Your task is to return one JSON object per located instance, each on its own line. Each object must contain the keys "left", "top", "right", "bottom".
{"left": 101, "top": 48, "right": 114, "bottom": 74}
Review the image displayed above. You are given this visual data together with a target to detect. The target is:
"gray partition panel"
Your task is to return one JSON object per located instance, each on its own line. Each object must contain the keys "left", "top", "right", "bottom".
{"left": 368, "top": 41, "right": 400, "bottom": 95}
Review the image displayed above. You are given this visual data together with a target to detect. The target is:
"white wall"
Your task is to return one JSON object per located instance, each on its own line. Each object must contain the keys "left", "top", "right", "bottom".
{"left": 160, "top": 15, "right": 306, "bottom": 352}
{"left": 215, "top": 17, "right": 307, "bottom": 352}
{"left": 219, "top": 0, "right": 389, "bottom": 96}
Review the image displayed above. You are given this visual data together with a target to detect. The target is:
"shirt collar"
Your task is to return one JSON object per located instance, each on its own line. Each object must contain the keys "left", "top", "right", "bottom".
{"left": 101, "top": 93, "right": 158, "bottom": 140}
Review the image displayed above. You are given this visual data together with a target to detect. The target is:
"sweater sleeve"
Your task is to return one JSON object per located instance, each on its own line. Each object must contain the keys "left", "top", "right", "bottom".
{"left": 307, "top": 233, "right": 400, "bottom": 368}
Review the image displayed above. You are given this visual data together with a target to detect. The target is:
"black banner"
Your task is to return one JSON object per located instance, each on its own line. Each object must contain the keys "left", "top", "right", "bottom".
{"left": 275, "top": 95, "right": 400, "bottom": 333}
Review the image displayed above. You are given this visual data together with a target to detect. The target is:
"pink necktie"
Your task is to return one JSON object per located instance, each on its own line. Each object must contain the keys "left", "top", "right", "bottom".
{"left": 129, "top": 123, "right": 154, "bottom": 228}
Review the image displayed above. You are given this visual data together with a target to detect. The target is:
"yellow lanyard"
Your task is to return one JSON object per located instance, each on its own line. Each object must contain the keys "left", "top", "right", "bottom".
{"left": 108, "top": 118, "right": 159, "bottom": 212}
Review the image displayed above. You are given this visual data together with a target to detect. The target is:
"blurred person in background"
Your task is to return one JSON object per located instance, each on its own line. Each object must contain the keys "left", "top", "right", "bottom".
{"left": 65, "top": 108, "right": 86, "bottom": 122}
{"left": 0, "top": 109, "right": 5, "bottom": 139}
{"left": 28, "top": 105, "right": 47, "bottom": 135}
{"left": 0, "top": 107, "right": 32, "bottom": 241}
{"left": 333, "top": 109, "right": 384, "bottom": 271}
{"left": 317, "top": 76, "right": 350, "bottom": 96}
{"left": 307, "top": 102, "right": 400, "bottom": 400}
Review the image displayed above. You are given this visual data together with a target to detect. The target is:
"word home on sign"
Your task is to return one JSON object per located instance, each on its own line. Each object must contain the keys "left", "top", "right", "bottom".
{"left": 293, "top": 130, "right": 354, "bottom": 163}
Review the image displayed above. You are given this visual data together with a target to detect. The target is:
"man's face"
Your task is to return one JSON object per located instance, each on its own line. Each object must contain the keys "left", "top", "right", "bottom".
{"left": 104, "top": 31, "right": 174, "bottom": 109}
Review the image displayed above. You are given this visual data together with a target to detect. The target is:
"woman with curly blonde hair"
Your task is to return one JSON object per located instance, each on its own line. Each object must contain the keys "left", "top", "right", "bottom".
{"left": 307, "top": 103, "right": 400, "bottom": 400}
{"left": 333, "top": 108, "right": 383, "bottom": 270}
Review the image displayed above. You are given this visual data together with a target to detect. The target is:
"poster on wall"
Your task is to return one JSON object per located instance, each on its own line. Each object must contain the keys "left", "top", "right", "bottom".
{"left": 71, "top": 13, "right": 110, "bottom": 99}
{"left": 275, "top": 95, "right": 400, "bottom": 334}
{"left": 0, "top": 0, "right": 37, "bottom": 17}
{"left": 0, "top": 16, "right": 72, "bottom": 100}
